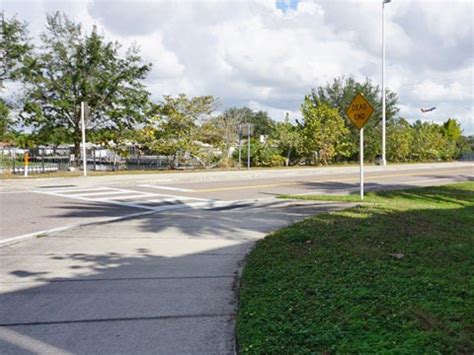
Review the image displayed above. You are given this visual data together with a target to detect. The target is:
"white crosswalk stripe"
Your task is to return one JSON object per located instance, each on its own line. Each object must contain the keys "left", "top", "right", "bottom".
{"left": 70, "top": 190, "right": 139, "bottom": 198}
{"left": 32, "top": 186, "right": 213, "bottom": 211}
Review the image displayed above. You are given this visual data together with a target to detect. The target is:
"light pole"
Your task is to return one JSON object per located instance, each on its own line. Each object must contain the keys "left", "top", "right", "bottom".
{"left": 81, "top": 102, "right": 87, "bottom": 177}
{"left": 381, "top": 0, "right": 391, "bottom": 166}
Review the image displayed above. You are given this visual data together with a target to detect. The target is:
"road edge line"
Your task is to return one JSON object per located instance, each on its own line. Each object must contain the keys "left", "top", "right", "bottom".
{"left": 0, "top": 210, "right": 157, "bottom": 248}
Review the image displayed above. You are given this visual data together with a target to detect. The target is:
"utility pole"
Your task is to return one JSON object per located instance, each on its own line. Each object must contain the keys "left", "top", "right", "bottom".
{"left": 247, "top": 123, "right": 251, "bottom": 170}
{"left": 381, "top": 0, "right": 391, "bottom": 166}
{"left": 0, "top": 12, "right": 4, "bottom": 89}
{"left": 81, "top": 102, "right": 87, "bottom": 177}
{"left": 238, "top": 124, "right": 242, "bottom": 169}
{"left": 360, "top": 128, "right": 364, "bottom": 200}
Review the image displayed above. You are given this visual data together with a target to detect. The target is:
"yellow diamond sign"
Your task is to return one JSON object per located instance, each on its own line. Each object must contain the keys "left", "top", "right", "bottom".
{"left": 345, "top": 93, "right": 374, "bottom": 129}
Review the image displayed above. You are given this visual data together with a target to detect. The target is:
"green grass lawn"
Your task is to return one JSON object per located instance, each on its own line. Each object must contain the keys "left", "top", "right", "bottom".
{"left": 237, "top": 182, "right": 474, "bottom": 354}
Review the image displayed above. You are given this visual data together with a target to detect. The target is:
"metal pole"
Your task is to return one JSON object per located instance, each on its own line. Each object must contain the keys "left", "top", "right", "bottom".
{"left": 12, "top": 148, "right": 16, "bottom": 173}
{"left": 81, "top": 102, "right": 87, "bottom": 177}
{"left": 381, "top": 0, "right": 387, "bottom": 166}
{"left": 360, "top": 128, "right": 364, "bottom": 200}
{"left": 238, "top": 125, "right": 242, "bottom": 169}
{"left": 247, "top": 123, "right": 250, "bottom": 170}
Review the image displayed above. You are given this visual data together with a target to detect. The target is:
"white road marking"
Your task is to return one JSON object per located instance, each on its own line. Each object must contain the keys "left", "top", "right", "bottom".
{"left": 101, "top": 193, "right": 159, "bottom": 200}
{"left": 0, "top": 327, "right": 72, "bottom": 354}
{"left": 0, "top": 210, "right": 157, "bottom": 247}
{"left": 37, "top": 187, "right": 112, "bottom": 193}
{"left": 139, "top": 184, "right": 194, "bottom": 192}
{"left": 31, "top": 186, "right": 214, "bottom": 213}
{"left": 71, "top": 190, "right": 139, "bottom": 197}
{"left": 0, "top": 190, "right": 31, "bottom": 194}
{"left": 32, "top": 189, "right": 158, "bottom": 210}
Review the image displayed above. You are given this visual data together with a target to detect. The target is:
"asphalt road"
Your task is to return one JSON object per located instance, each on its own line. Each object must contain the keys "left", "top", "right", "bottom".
{"left": 0, "top": 162, "right": 472, "bottom": 242}
{"left": 0, "top": 162, "right": 472, "bottom": 354}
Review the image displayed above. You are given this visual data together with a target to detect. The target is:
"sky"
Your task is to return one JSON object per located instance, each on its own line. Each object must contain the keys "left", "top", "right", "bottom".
{"left": 3, "top": 0, "right": 473, "bottom": 134}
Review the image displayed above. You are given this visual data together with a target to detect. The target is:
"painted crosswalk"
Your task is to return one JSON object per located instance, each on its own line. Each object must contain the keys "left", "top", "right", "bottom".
{"left": 32, "top": 186, "right": 213, "bottom": 212}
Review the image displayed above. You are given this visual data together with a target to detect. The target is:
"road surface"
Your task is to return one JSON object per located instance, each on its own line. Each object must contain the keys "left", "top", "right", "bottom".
{"left": 0, "top": 162, "right": 471, "bottom": 242}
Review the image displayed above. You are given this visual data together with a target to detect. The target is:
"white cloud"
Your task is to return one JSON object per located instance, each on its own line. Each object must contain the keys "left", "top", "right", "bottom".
{"left": 421, "top": 0, "right": 473, "bottom": 48}
{"left": 2, "top": 0, "right": 473, "bottom": 134}
{"left": 135, "top": 33, "right": 185, "bottom": 80}
{"left": 295, "top": 0, "right": 324, "bottom": 16}
{"left": 247, "top": 100, "right": 302, "bottom": 122}
{"left": 411, "top": 80, "right": 472, "bottom": 101}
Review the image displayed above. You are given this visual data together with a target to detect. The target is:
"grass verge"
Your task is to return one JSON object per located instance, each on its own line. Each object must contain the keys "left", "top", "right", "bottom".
{"left": 237, "top": 182, "right": 474, "bottom": 353}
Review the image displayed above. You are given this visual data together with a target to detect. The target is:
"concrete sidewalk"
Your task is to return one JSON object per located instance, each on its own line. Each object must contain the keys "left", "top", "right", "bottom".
{"left": 0, "top": 199, "right": 346, "bottom": 354}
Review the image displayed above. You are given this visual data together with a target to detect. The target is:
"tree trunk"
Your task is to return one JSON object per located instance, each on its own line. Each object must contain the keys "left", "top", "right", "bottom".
{"left": 168, "top": 154, "right": 177, "bottom": 169}
{"left": 286, "top": 148, "right": 291, "bottom": 167}
{"left": 74, "top": 127, "right": 82, "bottom": 167}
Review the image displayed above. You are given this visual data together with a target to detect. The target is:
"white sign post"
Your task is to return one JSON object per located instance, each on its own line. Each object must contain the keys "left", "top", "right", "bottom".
{"left": 360, "top": 128, "right": 364, "bottom": 200}
{"left": 24, "top": 152, "right": 29, "bottom": 178}
{"left": 81, "top": 102, "right": 87, "bottom": 177}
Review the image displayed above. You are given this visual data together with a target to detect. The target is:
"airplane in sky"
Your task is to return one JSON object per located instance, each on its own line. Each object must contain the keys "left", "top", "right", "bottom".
{"left": 420, "top": 107, "right": 436, "bottom": 113}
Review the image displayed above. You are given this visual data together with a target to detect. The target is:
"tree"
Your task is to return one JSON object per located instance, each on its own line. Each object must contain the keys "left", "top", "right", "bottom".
{"left": 272, "top": 114, "right": 303, "bottom": 166}
{"left": 1, "top": 13, "right": 34, "bottom": 141}
{"left": 206, "top": 106, "right": 276, "bottom": 165}
{"left": 459, "top": 135, "right": 474, "bottom": 155}
{"left": 207, "top": 107, "right": 246, "bottom": 161}
{"left": 33, "top": 125, "right": 71, "bottom": 148}
{"left": 232, "top": 137, "right": 285, "bottom": 167}
{"left": 11, "top": 131, "right": 37, "bottom": 149}
{"left": 0, "top": 12, "right": 33, "bottom": 83}
{"left": 455, "top": 135, "right": 472, "bottom": 157}
{"left": 411, "top": 120, "right": 455, "bottom": 161}
{"left": 309, "top": 76, "right": 399, "bottom": 161}
{"left": 213, "top": 107, "right": 275, "bottom": 138}
{"left": 0, "top": 99, "right": 11, "bottom": 141}
{"left": 199, "top": 119, "right": 225, "bottom": 149}
{"left": 386, "top": 118, "right": 413, "bottom": 162}
{"left": 21, "top": 12, "right": 152, "bottom": 162}
{"left": 442, "top": 118, "right": 462, "bottom": 142}
{"left": 248, "top": 110, "right": 276, "bottom": 138}
{"left": 442, "top": 118, "right": 465, "bottom": 158}
{"left": 138, "top": 94, "right": 217, "bottom": 168}
{"left": 300, "top": 98, "right": 349, "bottom": 165}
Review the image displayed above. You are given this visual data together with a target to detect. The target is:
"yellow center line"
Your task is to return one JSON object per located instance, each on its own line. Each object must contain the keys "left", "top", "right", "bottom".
{"left": 189, "top": 167, "right": 473, "bottom": 193}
